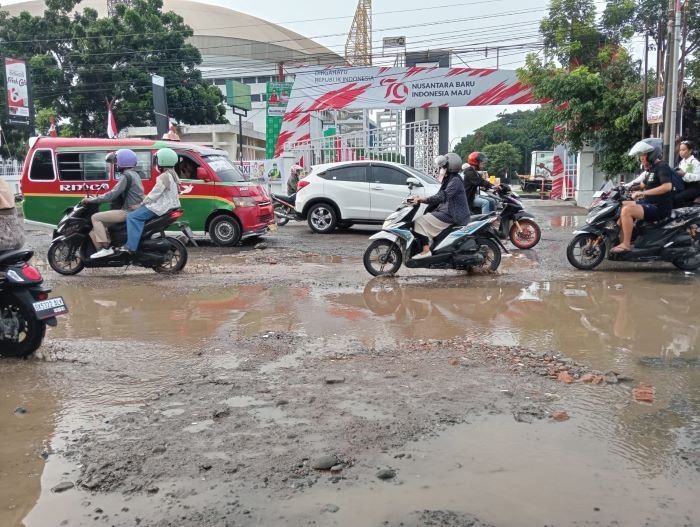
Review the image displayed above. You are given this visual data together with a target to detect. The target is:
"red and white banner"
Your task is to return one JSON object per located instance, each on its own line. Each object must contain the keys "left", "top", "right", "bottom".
{"left": 5, "top": 58, "right": 31, "bottom": 126}
{"left": 106, "top": 100, "right": 118, "bottom": 139}
{"left": 550, "top": 144, "right": 567, "bottom": 200}
{"left": 276, "top": 66, "right": 536, "bottom": 157}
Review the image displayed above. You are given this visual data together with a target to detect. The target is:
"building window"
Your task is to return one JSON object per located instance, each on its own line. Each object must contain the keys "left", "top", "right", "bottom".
{"left": 242, "top": 77, "right": 257, "bottom": 84}
{"left": 214, "top": 78, "right": 226, "bottom": 86}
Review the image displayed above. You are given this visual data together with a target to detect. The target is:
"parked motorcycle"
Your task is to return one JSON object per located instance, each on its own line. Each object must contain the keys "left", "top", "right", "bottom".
{"left": 1, "top": 249, "right": 68, "bottom": 357}
{"left": 566, "top": 185, "right": 700, "bottom": 270}
{"left": 363, "top": 186, "right": 506, "bottom": 277}
{"left": 482, "top": 184, "right": 541, "bottom": 249}
{"left": 47, "top": 200, "right": 190, "bottom": 275}
{"left": 272, "top": 193, "right": 298, "bottom": 226}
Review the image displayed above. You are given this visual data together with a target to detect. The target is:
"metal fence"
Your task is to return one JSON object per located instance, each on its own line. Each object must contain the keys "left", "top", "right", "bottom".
{"left": 289, "top": 120, "right": 440, "bottom": 176}
{"left": 0, "top": 160, "right": 24, "bottom": 194}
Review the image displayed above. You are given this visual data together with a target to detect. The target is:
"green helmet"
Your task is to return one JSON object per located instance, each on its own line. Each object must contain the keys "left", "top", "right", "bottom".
{"left": 155, "top": 147, "right": 178, "bottom": 168}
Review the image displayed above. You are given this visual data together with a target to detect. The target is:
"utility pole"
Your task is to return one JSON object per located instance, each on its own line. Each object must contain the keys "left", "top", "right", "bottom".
{"left": 662, "top": 0, "right": 681, "bottom": 162}
{"left": 642, "top": 30, "right": 649, "bottom": 140}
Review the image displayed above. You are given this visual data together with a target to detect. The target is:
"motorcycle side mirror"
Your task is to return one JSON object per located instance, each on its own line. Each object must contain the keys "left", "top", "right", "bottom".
{"left": 406, "top": 177, "right": 421, "bottom": 189}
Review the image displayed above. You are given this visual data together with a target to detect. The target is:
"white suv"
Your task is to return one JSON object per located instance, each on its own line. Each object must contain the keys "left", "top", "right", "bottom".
{"left": 295, "top": 161, "right": 440, "bottom": 233}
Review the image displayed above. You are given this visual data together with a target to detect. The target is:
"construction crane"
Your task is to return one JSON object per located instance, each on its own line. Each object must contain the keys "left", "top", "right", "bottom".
{"left": 345, "top": 0, "right": 372, "bottom": 66}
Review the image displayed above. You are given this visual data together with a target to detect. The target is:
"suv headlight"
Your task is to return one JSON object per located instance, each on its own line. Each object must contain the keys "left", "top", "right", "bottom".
{"left": 232, "top": 197, "right": 258, "bottom": 207}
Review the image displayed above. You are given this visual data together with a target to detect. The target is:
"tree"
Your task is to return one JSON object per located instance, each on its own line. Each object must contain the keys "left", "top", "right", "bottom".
{"left": 482, "top": 142, "right": 522, "bottom": 178}
{"left": 0, "top": 0, "right": 227, "bottom": 158}
{"left": 453, "top": 109, "right": 553, "bottom": 174}
{"left": 519, "top": 0, "right": 645, "bottom": 177}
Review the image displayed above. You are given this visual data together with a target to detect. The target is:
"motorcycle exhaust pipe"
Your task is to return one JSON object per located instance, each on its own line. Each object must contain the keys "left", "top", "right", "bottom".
{"left": 274, "top": 210, "right": 297, "bottom": 220}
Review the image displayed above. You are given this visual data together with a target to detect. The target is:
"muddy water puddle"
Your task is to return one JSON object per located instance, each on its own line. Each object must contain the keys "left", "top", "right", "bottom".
{"left": 3, "top": 271, "right": 700, "bottom": 525}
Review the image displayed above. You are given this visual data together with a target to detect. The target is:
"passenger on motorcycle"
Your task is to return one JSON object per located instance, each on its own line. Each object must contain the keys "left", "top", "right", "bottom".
{"left": 123, "top": 148, "right": 181, "bottom": 253}
{"left": 0, "top": 176, "right": 24, "bottom": 251}
{"left": 411, "top": 152, "right": 470, "bottom": 259}
{"left": 672, "top": 140, "right": 700, "bottom": 207}
{"left": 83, "top": 149, "right": 145, "bottom": 259}
{"left": 463, "top": 152, "right": 498, "bottom": 214}
{"left": 287, "top": 164, "right": 303, "bottom": 196}
{"left": 612, "top": 140, "right": 674, "bottom": 254}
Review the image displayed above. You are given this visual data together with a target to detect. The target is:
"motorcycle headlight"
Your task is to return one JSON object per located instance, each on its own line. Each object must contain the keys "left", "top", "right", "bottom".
{"left": 232, "top": 197, "right": 258, "bottom": 208}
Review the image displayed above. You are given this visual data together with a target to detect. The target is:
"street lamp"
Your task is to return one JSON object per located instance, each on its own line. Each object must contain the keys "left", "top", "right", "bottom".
{"left": 449, "top": 136, "right": 463, "bottom": 152}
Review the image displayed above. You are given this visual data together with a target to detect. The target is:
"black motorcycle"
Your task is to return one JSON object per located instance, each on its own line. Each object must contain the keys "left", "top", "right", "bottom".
{"left": 566, "top": 185, "right": 700, "bottom": 270}
{"left": 1, "top": 249, "right": 68, "bottom": 357}
{"left": 272, "top": 193, "right": 298, "bottom": 226}
{"left": 483, "top": 184, "right": 541, "bottom": 249}
{"left": 47, "top": 201, "right": 190, "bottom": 275}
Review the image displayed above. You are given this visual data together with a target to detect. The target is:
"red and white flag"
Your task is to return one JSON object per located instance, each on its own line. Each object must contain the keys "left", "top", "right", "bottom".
{"left": 106, "top": 100, "right": 118, "bottom": 138}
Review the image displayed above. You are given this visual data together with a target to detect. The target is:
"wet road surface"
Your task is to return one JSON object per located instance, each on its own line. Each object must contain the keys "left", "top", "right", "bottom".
{"left": 2, "top": 201, "right": 700, "bottom": 526}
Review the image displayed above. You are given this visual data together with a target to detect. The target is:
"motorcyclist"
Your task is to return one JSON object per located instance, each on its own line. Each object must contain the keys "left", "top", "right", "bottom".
{"left": 673, "top": 140, "right": 700, "bottom": 207}
{"left": 410, "top": 152, "right": 470, "bottom": 259}
{"left": 612, "top": 140, "right": 674, "bottom": 254}
{"left": 287, "top": 164, "right": 303, "bottom": 198}
{"left": 123, "top": 148, "right": 181, "bottom": 253}
{"left": 83, "top": 149, "right": 145, "bottom": 259}
{"left": 462, "top": 152, "right": 498, "bottom": 214}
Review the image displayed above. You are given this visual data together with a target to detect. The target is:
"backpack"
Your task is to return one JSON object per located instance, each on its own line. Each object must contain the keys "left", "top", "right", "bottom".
{"left": 670, "top": 170, "right": 685, "bottom": 194}
{"left": 110, "top": 170, "right": 133, "bottom": 210}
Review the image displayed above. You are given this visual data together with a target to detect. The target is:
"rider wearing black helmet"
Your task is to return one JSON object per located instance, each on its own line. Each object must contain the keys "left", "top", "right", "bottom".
{"left": 612, "top": 139, "right": 674, "bottom": 254}
{"left": 411, "top": 152, "right": 470, "bottom": 259}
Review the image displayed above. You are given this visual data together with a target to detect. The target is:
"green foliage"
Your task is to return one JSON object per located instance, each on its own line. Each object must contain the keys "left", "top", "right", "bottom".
{"left": 0, "top": 0, "right": 227, "bottom": 159}
{"left": 453, "top": 109, "right": 553, "bottom": 174}
{"left": 481, "top": 142, "right": 522, "bottom": 178}
{"left": 520, "top": 0, "right": 648, "bottom": 178}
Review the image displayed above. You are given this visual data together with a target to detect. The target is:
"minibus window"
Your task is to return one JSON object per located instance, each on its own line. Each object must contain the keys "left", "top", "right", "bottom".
{"left": 203, "top": 155, "right": 248, "bottom": 182}
{"left": 57, "top": 152, "right": 109, "bottom": 181}
{"left": 29, "top": 150, "right": 55, "bottom": 181}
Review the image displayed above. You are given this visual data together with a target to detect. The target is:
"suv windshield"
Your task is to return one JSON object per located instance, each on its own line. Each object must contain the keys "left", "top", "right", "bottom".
{"left": 203, "top": 155, "right": 248, "bottom": 182}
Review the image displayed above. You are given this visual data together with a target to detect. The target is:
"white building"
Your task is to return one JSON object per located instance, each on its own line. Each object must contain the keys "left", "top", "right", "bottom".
{"left": 5, "top": 0, "right": 341, "bottom": 150}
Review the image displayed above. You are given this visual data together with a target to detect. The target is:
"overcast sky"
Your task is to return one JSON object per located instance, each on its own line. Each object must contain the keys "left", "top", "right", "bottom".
{"left": 4, "top": 0, "right": 616, "bottom": 139}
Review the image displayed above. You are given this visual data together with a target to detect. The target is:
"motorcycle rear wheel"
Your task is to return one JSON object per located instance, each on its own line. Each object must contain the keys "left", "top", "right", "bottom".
{"left": 153, "top": 237, "right": 188, "bottom": 274}
{"left": 48, "top": 240, "right": 85, "bottom": 276}
{"left": 509, "top": 219, "right": 541, "bottom": 249}
{"left": 363, "top": 240, "right": 403, "bottom": 276}
{"left": 0, "top": 294, "right": 46, "bottom": 358}
{"left": 274, "top": 203, "right": 290, "bottom": 227}
{"left": 566, "top": 233, "right": 606, "bottom": 270}
{"left": 470, "top": 237, "right": 502, "bottom": 272}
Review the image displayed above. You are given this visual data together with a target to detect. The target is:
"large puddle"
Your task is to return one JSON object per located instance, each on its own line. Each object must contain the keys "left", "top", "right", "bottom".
{"left": 2, "top": 271, "right": 700, "bottom": 525}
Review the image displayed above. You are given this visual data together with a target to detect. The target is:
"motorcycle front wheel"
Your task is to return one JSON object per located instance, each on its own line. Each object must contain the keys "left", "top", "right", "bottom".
{"left": 0, "top": 293, "right": 46, "bottom": 358}
{"left": 566, "top": 233, "right": 606, "bottom": 270}
{"left": 509, "top": 219, "right": 541, "bottom": 249}
{"left": 48, "top": 240, "right": 85, "bottom": 276}
{"left": 470, "top": 237, "right": 502, "bottom": 272}
{"left": 363, "top": 240, "right": 403, "bottom": 276}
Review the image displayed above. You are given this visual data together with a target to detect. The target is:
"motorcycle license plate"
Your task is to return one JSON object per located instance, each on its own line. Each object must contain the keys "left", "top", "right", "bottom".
{"left": 33, "top": 296, "right": 69, "bottom": 320}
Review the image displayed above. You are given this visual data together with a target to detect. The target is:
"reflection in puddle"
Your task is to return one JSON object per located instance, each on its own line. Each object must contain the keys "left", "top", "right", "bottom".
{"left": 283, "top": 415, "right": 699, "bottom": 527}
{"left": 550, "top": 215, "right": 583, "bottom": 228}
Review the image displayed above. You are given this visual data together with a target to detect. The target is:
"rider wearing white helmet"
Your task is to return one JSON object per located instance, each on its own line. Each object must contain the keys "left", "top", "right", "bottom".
{"left": 612, "top": 139, "right": 674, "bottom": 254}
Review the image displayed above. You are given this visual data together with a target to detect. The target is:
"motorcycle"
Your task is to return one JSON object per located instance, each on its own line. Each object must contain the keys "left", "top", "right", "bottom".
{"left": 566, "top": 185, "right": 700, "bottom": 271}
{"left": 272, "top": 193, "right": 298, "bottom": 226}
{"left": 481, "top": 184, "right": 541, "bottom": 249}
{"left": 362, "top": 186, "right": 507, "bottom": 277}
{"left": 47, "top": 200, "right": 190, "bottom": 275}
{"left": 1, "top": 249, "right": 68, "bottom": 357}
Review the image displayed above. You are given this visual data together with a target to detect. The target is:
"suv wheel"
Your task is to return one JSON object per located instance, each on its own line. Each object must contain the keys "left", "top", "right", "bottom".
{"left": 307, "top": 203, "right": 337, "bottom": 233}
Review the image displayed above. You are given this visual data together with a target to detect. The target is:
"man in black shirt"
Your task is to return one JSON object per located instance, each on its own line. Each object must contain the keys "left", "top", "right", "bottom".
{"left": 612, "top": 140, "right": 673, "bottom": 253}
{"left": 463, "top": 151, "right": 498, "bottom": 213}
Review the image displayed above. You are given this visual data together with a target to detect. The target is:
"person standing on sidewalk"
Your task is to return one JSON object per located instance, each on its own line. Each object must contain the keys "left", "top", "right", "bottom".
{"left": 673, "top": 140, "right": 700, "bottom": 207}
{"left": 84, "top": 150, "right": 144, "bottom": 259}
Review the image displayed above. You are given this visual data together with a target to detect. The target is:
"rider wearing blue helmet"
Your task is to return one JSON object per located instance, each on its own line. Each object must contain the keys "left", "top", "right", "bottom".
{"left": 82, "top": 148, "right": 145, "bottom": 259}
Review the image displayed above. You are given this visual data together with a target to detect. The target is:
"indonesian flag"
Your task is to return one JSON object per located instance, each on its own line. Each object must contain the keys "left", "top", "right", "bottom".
{"left": 106, "top": 99, "right": 118, "bottom": 139}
